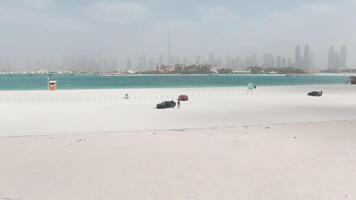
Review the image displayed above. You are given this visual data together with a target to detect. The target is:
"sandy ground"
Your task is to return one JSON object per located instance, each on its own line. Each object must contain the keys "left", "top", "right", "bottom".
{"left": 1, "top": 85, "right": 356, "bottom": 199}
{"left": 0, "top": 85, "right": 356, "bottom": 136}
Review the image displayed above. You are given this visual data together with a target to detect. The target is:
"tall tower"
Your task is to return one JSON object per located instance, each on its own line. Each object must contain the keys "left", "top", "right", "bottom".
{"left": 159, "top": 54, "right": 164, "bottom": 66}
{"left": 226, "top": 55, "right": 231, "bottom": 68}
{"left": 167, "top": 31, "right": 171, "bottom": 65}
{"left": 209, "top": 53, "right": 215, "bottom": 65}
{"left": 276, "top": 56, "right": 282, "bottom": 68}
{"left": 341, "top": 46, "right": 347, "bottom": 68}
{"left": 295, "top": 45, "right": 301, "bottom": 68}
{"left": 263, "top": 54, "right": 268, "bottom": 67}
{"left": 328, "top": 46, "right": 336, "bottom": 69}
{"left": 282, "top": 57, "right": 287, "bottom": 68}
{"left": 304, "top": 45, "right": 311, "bottom": 70}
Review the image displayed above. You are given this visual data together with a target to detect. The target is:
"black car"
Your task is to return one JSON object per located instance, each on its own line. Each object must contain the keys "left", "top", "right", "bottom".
{"left": 308, "top": 91, "right": 323, "bottom": 97}
{"left": 156, "top": 101, "right": 176, "bottom": 109}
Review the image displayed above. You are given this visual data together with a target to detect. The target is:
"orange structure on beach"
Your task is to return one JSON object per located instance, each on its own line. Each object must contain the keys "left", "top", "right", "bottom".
{"left": 49, "top": 81, "right": 57, "bottom": 91}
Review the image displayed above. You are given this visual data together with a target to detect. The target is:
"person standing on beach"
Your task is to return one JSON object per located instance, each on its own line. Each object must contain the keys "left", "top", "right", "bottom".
{"left": 178, "top": 99, "right": 181, "bottom": 109}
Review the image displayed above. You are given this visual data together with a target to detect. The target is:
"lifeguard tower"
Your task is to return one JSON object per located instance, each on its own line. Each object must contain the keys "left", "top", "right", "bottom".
{"left": 49, "top": 80, "right": 57, "bottom": 91}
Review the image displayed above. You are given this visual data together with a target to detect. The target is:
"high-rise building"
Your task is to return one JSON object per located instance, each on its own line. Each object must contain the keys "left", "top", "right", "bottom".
{"left": 209, "top": 54, "right": 215, "bottom": 65}
{"left": 341, "top": 46, "right": 347, "bottom": 68}
{"left": 282, "top": 57, "right": 287, "bottom": 68}
{"left": 287, "top": 58, "right": 292, "bottom": 67}
{"left": 142, "top": 55, "right": 147, "bottom": 69}
{"left": 295, "top": 45, "right": 302, "bottom": 68}
{"left": 226, "top": 55, "right": 231, "bottom": 67}
{"left": 148, "top": 57, "right": 154, "bottom": 69}
{"left": 251, "top": 54, "right": 258, "bottom": 66}
{"left": 304, "top": 45, "right": 311, "bottom": 70}
{"left": 293, "top": 45, "right": 313, "bottom": 69}
{"left": 271, "top": 58, "right": 276, "bottom": 67}
{"left": 167, "top": 31, "right": 171, "bottom": 65}
{"left": 182, "top": 57, "right": 188, "bottom": 65}
{"left": 263, "top": 54, "right": 268, "bottom": 67}
{"left": 276, "top": 56, "right": 282, "bottom": 68}
{"left": 176, "top": 56, "right": 181, "bottom": 65}
{"left": 195, "top": 55, "right": 201, "bottom": 64}
{"left": 235, "top": 57, "right": 241, "bottom": 68}
{"left": 328, "top": 46, "right": 336, "bottom": 69}
{"left": 126, "top": 58, "right": 132, "bottom": 69}
{"left": 159, "top": 54, "right": 164, "bottom": 66}
{"left": 328, "top": 46, "right": 347, "bottom": 69}
{"left": 268, "top": 54, "right": 273, "bottom": 67}
{"left": 111, "top": 58, "right": 118, "bottom": 70}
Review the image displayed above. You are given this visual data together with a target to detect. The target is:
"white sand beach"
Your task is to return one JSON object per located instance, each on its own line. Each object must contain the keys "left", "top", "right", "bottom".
{"left": 1, "top": 85, "right": 356, "bottom": 199}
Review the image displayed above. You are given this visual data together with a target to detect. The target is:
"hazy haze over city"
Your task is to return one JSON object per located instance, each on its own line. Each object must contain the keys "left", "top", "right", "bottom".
{"left": 0, "top": 0, "right": 355, "bottom": 69}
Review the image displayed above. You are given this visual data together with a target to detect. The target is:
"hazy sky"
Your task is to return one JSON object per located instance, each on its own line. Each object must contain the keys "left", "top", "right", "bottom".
{"left": 0, "top": 0, "right": 355, "bottom": 67}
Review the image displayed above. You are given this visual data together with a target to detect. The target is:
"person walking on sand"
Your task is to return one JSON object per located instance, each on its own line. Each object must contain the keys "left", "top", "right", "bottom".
{"left": 177, "top": 99, "right": 181, "bottom": 109}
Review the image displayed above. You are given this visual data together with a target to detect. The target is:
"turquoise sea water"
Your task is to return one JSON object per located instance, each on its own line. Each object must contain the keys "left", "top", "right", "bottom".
{"left": 0, "top": 74, "right": 349, "bottom": 91}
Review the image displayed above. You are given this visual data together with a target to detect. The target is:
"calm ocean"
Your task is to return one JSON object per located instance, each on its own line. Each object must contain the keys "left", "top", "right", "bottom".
{"left": 0, "top": 74, "right": 349, "bottom": 91}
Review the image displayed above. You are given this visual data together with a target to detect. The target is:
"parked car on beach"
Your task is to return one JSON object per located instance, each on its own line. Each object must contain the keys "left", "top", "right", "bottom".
{"left": 308, "top": 91, "right": 323, "bottom": 97}
{"left": 156, "top": 101, "right": 176, "bottom": 109}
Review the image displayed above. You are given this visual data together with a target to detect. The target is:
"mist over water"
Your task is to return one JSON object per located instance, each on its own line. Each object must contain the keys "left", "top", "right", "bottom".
{"left": 0, "top": 0, "right": 355, "bottom": 69}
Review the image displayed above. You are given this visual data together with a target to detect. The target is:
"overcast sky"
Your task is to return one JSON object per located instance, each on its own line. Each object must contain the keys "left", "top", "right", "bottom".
{"left": 0, "top": 0, "right": 355, "bottom": 68}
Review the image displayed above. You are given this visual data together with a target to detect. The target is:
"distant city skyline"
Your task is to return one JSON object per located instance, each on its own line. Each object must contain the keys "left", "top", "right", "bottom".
{"left": 0, "top": 45, "right": 348, "bottom": 72}
{"left": 0, "top": 0, "right": 355, "bottom": 69}
{"left": 328, "top": 46, "right": 348, "bottom": 69}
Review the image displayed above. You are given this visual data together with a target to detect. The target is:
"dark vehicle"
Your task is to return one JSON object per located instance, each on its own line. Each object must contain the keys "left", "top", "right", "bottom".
{"left": 178, "top": 95, "right": 189, "bottom": 101}
{"left": 352, "top": 76, "right": 356, "bottom": 84}
{"left": 156, "top": 101, "right": 176, "bottom": 109}
{"left": 345, "top": 76, "right": 356, "bottom": 84}
{"left": 308, "top": 91, "right": 323, "bottom": 97}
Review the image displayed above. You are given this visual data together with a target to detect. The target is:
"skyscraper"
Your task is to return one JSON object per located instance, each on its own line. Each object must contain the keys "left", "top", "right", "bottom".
{"left": 263, "top": 54, "right": 268, "bottom": 67}
{"left": 209, "top": 54, "right": 215, "bottom": 65}
{"left": 328, "top": 46, "right": 336, "bottom": 69}
{"left": 328, "top": 46, "right": 347, "bottom": 69}
{"left": 182, "top": 57, "right": 188, "bottom": 65}
{"left": 195, "top": 55, "right": 201, "bottom": 64}
{"left": 148, "top": 57, "right": 154, "bottom": 69}
{"left": 167, "top": 31, "right": 171, "bottom": 65}
{"left": 341, "top": 46, "right": 347, "bottom": 68}
{"left": 159, "top": 54, "right": 164, "bottom": 66}
{"left": 288, "top": 58, "right": 292, "bottom": 67}
{"left": 268, "top": 54, "right": 273, "bottom": 67}
{"left": 282, "top": 57, "right": 287, "bottom": 68}
{"left": 251, "top": 54, "right": 258, "bottom": 66}
{"left": 126, "top": 58, "right": 132, "bottom": 69}
{"left": 304, "top": 45, "right": 311, "bottom": 70}
{"left": 226, "top": 55, "right": 231, "bottom": 67}
{"left": 276, "top": 56, "right": 282, "bottom": 68}
{"left": 295, "top": 45, "right": 302, "bottom": 68}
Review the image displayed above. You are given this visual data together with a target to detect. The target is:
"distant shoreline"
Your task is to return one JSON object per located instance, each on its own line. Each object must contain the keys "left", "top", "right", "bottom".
{"left": 0, "top": 74, "right": 350, "bottom": 91}
{"left": 0, "top": 73, "right": 355, "bottom": 77}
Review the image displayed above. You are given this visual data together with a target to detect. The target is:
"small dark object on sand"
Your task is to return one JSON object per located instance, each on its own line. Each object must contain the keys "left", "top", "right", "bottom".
{"left": 156, "top": 101, "right": 176, "bottom": 109}
{"left": 308, "top": 91, "right": 323, "bottom": 97}
{"left": 178, "top": 95, "right": 189, "bottom": 101}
